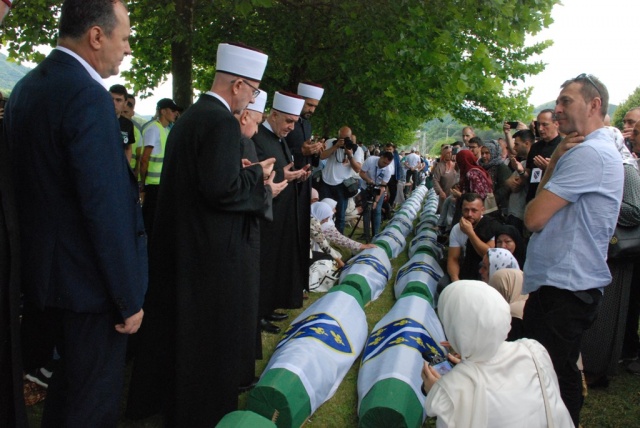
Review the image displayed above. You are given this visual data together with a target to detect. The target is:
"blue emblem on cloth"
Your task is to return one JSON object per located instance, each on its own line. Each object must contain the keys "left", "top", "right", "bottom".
{"left": 362, "top": 317, "right": 444, "bottom": 364}
{"left": 277, "top": 313, "right": 353, "bottom": 354}
{"left": 343, "top": 254, "right": 389, "bottom": 278}
{"left": 377, "top": 230, "right": 403, "bottom": 247}
{"left": 396, "top": 261, "right": 442, "bottom": 282}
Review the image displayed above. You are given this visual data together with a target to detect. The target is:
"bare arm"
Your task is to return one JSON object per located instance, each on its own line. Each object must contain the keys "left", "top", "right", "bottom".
{"left": 447, "top": 246, "right": 462, "bottom": 282}
{"left": 139, "top": 146, "right": 153, "bottom": 185}
{"left": 460, "top": 217, "right": 495, "bottom": 258}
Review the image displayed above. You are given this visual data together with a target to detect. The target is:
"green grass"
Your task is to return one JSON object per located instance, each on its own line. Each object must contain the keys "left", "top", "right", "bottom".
{"left": 26, "top": 216, "right": 640, "bottom": 427}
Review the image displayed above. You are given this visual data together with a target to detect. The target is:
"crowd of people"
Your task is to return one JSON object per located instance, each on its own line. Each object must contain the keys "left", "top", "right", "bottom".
{"left": 427, "top": 77, "right": 640, "bottom": 427}
{"left": 0, "top": 1, "right": 638, "bottom": 427}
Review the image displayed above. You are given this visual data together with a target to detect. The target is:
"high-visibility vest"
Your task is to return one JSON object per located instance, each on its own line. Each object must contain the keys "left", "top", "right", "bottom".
{"left": 144, "top": 121, "right": 169, "bottom": 185}
{"left": 130, "top": 125, "right": 142, "bottom": 171}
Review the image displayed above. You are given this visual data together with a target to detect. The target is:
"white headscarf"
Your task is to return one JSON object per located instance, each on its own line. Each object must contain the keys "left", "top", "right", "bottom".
{"left": 320, "top": 198, "right": 337, "bottom": 210}
{"left": 486, "top": 248, "right": 519, "bottom": 280}
{"left": 427, "top": 280, "right": 511, "bottom": 427}
{"left": 311, "top": 201, "right": 332, "bottom": 222}
{"left": 320, "top": 198, "right": 338, "bottom": 210}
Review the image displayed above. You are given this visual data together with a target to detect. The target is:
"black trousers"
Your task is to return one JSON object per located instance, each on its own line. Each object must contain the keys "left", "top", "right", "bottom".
{"left": 387, "top": 176, "right": 398, "bottom": 207}
{"left": 523, "top": 286, "right": 601, "bottom": 428}
{"left": 41, "top": 307, "right": 128, "bottom": 428}
{"left": 142, "top": 184, "right": 159, "bottom": 240}
{"left": 623, "top": 263, "right": 640, "bottom": 358}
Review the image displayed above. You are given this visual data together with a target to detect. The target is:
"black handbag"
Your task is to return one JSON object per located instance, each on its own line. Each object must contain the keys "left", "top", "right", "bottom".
{"left": 342, "top": 177, "right": 359, "bottom": 198}
{"left": 608, "top": 225, "right": 640, "bottom": 260}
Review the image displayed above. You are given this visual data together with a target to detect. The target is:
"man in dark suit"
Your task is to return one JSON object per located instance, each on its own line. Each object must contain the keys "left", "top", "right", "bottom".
{"left": 4, "top": 1, "right": 147, "bottom": 426}
{"left": 0, "top": 3, "right": 27, "bottom": 428}
{"left": 126, "top": 43, "right": 274, "bottom": 426}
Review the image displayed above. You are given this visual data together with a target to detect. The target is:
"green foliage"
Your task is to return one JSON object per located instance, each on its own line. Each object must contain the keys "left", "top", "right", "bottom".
{"left": 612, "top": 85, "right": 640, "bottom": 130}
{"left": 2, "top": 0, "right": 559, "bottom": 147}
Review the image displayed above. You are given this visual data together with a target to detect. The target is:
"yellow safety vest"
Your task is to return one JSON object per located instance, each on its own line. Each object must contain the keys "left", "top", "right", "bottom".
{"left": 130, "top": 125, "right": 142, "bottom": 171}
{"left": 144, "top": 121, "right": 169, "bottom": 186}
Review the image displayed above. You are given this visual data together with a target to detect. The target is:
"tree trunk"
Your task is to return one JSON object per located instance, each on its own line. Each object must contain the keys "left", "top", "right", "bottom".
{"left": 171, "top": 0, "right": 195, "bottom": 110}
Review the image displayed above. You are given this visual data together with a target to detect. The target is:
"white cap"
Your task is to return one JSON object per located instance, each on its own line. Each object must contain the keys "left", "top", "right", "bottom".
{"left": 272, "top": 91, "right": 304, "bottom": 116}
{"left": 247, "top": 90, "right": 268, "bottom": 113}
{"left": 297, "top": 82, "right": 324, "bottom": 100}
{"left": 216, "top": 43, "right": 268, "bottom": 82}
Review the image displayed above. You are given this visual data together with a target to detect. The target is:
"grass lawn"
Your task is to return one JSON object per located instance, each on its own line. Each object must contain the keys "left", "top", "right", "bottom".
{"left": 26, "top": 216, "right": 640, "bottom": 427}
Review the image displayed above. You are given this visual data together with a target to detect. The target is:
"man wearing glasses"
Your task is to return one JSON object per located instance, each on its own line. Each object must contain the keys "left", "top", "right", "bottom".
{"left": 127, "top": 43, "right": 275, "bottom": 425}
{"left": 522, "top": 74, "right": 623, "bottom": 427}
{"left": 525, "top": 108, "right": 562, "bottom": 202}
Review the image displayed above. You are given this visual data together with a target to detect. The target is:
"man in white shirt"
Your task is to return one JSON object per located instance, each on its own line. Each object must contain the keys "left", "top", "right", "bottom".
{"left": 319, "top": 126, "right": 363, "bottom": 232}
{"left": 359, "top": 152, "right": 393, "bottom": 239}
{"left": 403, "top": 148, "right": 423, "bottom": 193}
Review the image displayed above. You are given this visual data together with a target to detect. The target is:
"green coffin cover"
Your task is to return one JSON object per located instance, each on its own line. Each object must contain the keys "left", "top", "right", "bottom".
{"left": 247, "top": 368, "right": 311, "bottom": 428}
{"left": 339, "top": 274, "right": 373, "bottom": 304}
{"left": 400, "top": 281, "right": 434, "bottom": 306}
{"left": 216, "top": 410, "right": 277, "bottom": 427}
{"left": 372, "top": 240, "right": 393, "bottom": 259}
{"left": 359, "top": 378, "right": 424, "bottom": 428}
{"left": 414, "top": 247, "right": 439, "bottom": 260}
{"left": 328, "top": 284, "right": 365, "bottom": 309}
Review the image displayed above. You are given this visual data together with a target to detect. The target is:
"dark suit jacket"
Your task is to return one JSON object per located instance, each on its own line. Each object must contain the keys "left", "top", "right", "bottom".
{"left": 4, "top": 48, "right": 147, "bottom": 320}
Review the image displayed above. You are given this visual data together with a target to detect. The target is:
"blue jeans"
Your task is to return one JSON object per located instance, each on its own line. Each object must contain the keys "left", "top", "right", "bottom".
{"left": 320, "top": 181, "right": 348, "bottom": 233}
{"left": 363, "top": 188, "right": 385, "bottom": 238}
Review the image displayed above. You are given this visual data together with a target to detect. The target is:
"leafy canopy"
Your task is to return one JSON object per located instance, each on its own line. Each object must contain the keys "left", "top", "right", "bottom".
{"left": 2, "top": 0, "right": 559, "bottom": 145}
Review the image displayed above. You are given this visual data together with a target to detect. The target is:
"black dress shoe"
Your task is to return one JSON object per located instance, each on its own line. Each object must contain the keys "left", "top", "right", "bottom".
{"left": 266, "top": 312, "right": 288, "bottom": 322}
{"left": 238, "top": 376, "right": 259, "bottom": 394}
{"left": 260, "top": 318, "right": 281, "bottom": 334}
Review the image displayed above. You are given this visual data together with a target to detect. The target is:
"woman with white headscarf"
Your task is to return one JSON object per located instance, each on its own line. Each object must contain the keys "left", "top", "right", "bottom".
{"left": 310, "top": 202, "right": 343, "bottom": 266}
{"left": 422, "top": 280, "right": 573, "bottom": 428}
{"left": 311, "top": 201, "right": 375, "bottom": 253}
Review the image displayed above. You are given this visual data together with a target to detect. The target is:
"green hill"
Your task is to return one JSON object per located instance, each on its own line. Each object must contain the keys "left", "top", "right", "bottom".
{"left": 533, "top": 100, "right": 617, "bottom": 117}
{"left": 0, "top": 53, "right": 32, "bottom": 96}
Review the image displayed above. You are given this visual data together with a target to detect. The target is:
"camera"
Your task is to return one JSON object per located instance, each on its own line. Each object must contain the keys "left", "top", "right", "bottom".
{"left": 343, "top": 137, "right": 357, "bottom": 152}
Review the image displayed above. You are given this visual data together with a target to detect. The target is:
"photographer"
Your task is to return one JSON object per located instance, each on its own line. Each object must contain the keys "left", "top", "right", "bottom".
{"left": 358, "top": 152, "right": 393, "bottom": 240}
{"left": 319, "top": 126, "right": 363, "bottom": 233}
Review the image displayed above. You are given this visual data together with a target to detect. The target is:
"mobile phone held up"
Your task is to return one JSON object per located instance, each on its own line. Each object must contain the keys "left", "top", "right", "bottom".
{"left": 507, "top": 121, "right": 519, "bottom": 129}
{"left": 422, "top": 350, "right": 453, "bottom": 377}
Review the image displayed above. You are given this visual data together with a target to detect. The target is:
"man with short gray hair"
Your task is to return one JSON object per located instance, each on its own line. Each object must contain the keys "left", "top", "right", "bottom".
{"left": 5, "top": 0, "right": 146, "bottom": 425}
{"left": 523, "top": 74, "right": 623, "bottom": 427}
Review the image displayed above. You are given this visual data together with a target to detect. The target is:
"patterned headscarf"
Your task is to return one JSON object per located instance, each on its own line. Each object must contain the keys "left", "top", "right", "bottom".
{"left": 479, "top": 139, "right": 504, "bottom": 169}
{"left": 486, "top": 248, "right": 520, "bottom": 280}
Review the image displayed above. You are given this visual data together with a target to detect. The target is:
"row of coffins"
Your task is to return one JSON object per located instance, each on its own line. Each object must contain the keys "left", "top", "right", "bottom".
{"left": 358, "top": 189, "right": 448, "bottom": 427}
{"left": 217, "top": 185, "right": 447, "bottom": 427}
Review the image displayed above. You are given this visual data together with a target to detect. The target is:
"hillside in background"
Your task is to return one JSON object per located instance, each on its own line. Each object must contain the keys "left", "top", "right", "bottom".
{"left": 418, "top": 101, "right": 618, "bottom": 156}
{"left": 533, "top": 100, "right": 617, "bottom": 117}
{"left": 0, "top": 53, "right": 31, "bottom": 96}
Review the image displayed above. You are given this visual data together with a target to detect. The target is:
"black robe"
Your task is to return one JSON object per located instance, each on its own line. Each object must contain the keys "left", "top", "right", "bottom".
{"left": 285, "top": 118, "right": 314, "bottom": 289}
{"left": 126, "top": 95, "right": 271, "bottom": 426}
{"left": 253, "top": 124, "right": 304, "bottom": 312}
{"left": 239, "top": 136, "right": 272, "bottom": 368}
{"left": 0, "top": 123, "right": 27, "bottom": 427}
